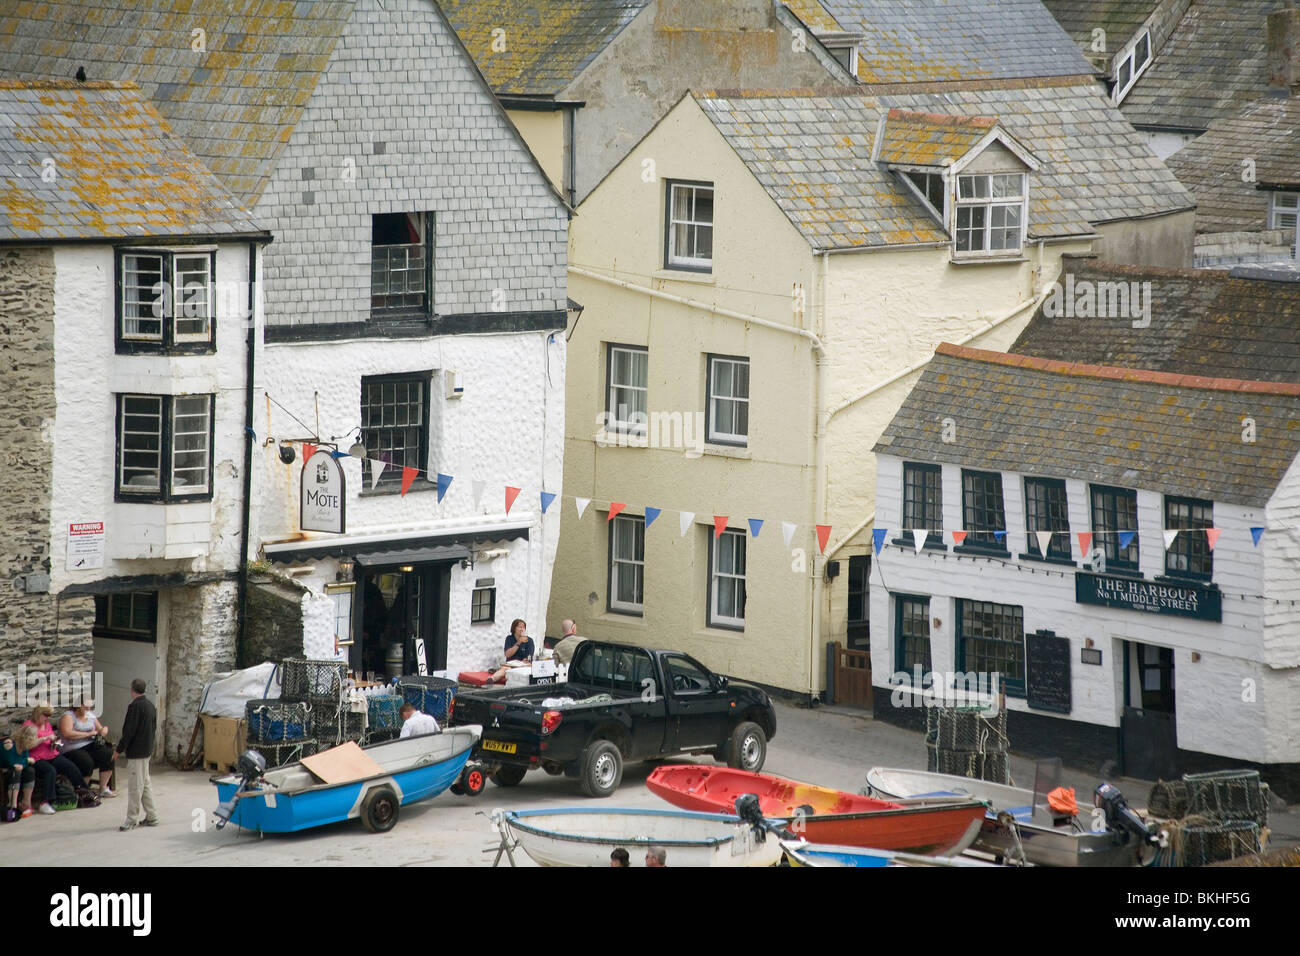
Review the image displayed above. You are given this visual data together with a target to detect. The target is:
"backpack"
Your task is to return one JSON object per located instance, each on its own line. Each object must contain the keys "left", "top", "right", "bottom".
{"left": 75, "top": 786, "right": 100, "bottom": 809}
{"left": 53, "top": 775, "right": 78, "bottom": 810}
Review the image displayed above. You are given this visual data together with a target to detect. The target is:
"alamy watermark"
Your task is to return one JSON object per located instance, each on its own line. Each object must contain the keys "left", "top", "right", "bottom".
{"left": 595, "top": 409, "right": 704, "bottom": 458}
{"left": 1043, "top": 273, "right": 1151, "bottom": 328}
{"left": 888, "top": 667, "right": 1002, "bottom": 712}
{"left": 0, "top": 667, "right": 104, "bottom": 710}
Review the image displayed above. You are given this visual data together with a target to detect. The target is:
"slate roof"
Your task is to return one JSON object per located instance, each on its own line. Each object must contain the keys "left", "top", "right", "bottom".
{"left": 693, "top": 79, "right": 1193, "bottom": 250}
{"left": 874, "top": 110, "right": 999, "bottom": 168}
{"left": 873, "top": 343, "right": 1300, "bottom": 508}
{"left": 819, "top": 0, "right": 1096, "bottom": 81}
{"left": 1010, "top": 258, "right": 1300, "bottom": 382}
{"left": 780, "top": 0, "right": 844, "bottom": 33}
{"left": 0, "top": 81, "right": 265, "bottom": 242}
{"left": 436, "top": 0, "right": 649, "bottom": 97}
{"left": 1042, "top": 0, "right": 1161, "bottom": 50}
{"left": 1121, "top": 0, "right": 1294, "bottom": 131}
{"left": 0, "top": 0, "right": 355, "bottom": 206}
{"left": 1165, "top": 94, "right": 1300, "bottom": 233}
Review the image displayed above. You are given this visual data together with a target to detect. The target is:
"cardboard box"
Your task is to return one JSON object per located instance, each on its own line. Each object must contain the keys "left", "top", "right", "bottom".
{"left": 202, "top": 714, "right": 247, "bottom": 771}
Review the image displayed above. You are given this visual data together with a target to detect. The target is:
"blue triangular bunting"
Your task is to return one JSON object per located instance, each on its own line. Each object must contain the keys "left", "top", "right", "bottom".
{"left": 1119, "top": 530, "right": 1135, "bottom": 550}
{"left": 540, "top": 491, "right": 556, "bottom": 514}
{"left": 644, "top": 507, "right": 661, "bottom": 528}
{"left": 436, "top": 473, "right": 453, "bottom": 503}
{"left": 1251, "top": 527, "right": 1265, "bottom": 547}
{"left": 748, "top": 518, "right": 764, "bottom": 538}
{"left": 993, "top": 530, "right": 1006, "bottom": 542}
{"left": 872, "top": 528, "right": 888, "bottom": 555}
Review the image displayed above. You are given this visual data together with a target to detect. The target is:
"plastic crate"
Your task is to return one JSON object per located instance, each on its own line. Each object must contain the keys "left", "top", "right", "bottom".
{"left": 280, "top": 657, "right": 347, "bottom": 702}
{"left": 245, "top": 699, "right": 312, "bottom": 743}
{"left": 398, "top": 675, "right": 457, "bottom": 723}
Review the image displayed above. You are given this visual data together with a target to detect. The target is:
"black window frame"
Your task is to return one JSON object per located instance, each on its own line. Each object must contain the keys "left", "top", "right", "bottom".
{"left": 1090, "top": 484, "right": 1140, "bottom": 574}
{"left": 705, "top": 353, "right": 750, "bottom": 447}
{"left": 846, "top": 554, "right": 870, "bottom": 649}
{"left": 92, "top": 591, "right": 159, "bottom": 643}
{"left": 896, "top": 462, "right": 945, "bottom": 550}
{"left": 608, "top": 513, "right": 646, "bottom": 616}
{"left": 1022, "top": 477, "right": 1073, "bottom": 563}
{"left": 358, "top": 371, "right": 432, "bottom": 493}
{"left": 957, "top": 469, "right": 1008, "bottom": 554}
{"left": 1163, "top": 495, "right": 1213, "bottom": 582}
{"left": 893, "top": 594, "right": 932, "bottom": 676}
{"left": 114, "top": 393, "right": 216, "bottom": 503}
{"left": 370, "top": 211, "right": 434, "bottom": 318}
{"left": 470, "top": 584, "right": 496, "bottom": 624}
{"left": 956, "top": 598, "right": 1025, "bottom": 697}
{"left": 114, "top": 247, "right": 217, "bottom": 355}
{"left": 706, "top": 526, "right": 746, "bottom": 631}
{"left": 664, "top": 179, "right": 715, "bottom": 273}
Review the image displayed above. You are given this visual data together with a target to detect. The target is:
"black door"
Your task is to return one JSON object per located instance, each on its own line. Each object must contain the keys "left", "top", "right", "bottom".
{"left": 1121, "top": 642, "right": 1177, "bottom": 779}
{"left": 355, "top": 563, "right": 450, "bottom": 678}
{"left": 662, "top": 654, "right": 733, "bottom": 753}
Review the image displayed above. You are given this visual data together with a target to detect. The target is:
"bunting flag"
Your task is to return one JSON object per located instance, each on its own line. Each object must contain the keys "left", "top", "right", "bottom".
{"left": 330, "top": 450, "right": 350, "bottom": 459}
{"left": 644, "top": 507, "right": 661, "bottom": 529}
{"left": 400, "top": 466, "right": 417, "bottom": 497}
{"left": 1118, "top": 530, "right": 1135, "bottom": 551}
{"left": 993, "top": 530, "right": 1007, "bottom": 544}
{"left": 436, "top": 472, "right": 452, "bottom": 503}
{"left": 504, "top": 486, "right": 522, "bottom": 515}
{"left": 370, "top": 459, "right": 387, "bottom": 490}
{"left": 540, "top": 491, "right": 556, "bottom": 514}
{"left": 713, "top": 515, "right": 729, "bottom": 538}
{"left": 816, "top": 524, "right": 832, "bottom": 554}
{"left": 951, "top": 530, "right": 967, "bottom": 546}
{"left": 748, "top": 518, "right": 764, "bottom": 538}
{"left": 1035, "top": 530, "right": 1053, "bottom": 555}
{"left": 302, "top": 442, "right": 317, "bottom": 462}
{"left": 472, "top": 480, "right": 485, "bottom": 510}
{"left": 912, "top": 529, "right": 927, "bottom": 554}
{"left": 872, "top": 528, "right": 888, "bottom": 555}
{"left": 608, "top": 502, "right": 626, "bottom": 521}
{"left": 1205, "top": 528, "right": 1221, "bottom": 551}
{"left": 1077, "top": 531, "right": 1093, "bottom": 555}
{"left": 575, "top": 497, "right": 591, "bottom": 519}
{"left": 680, "top": 511, "right": 695, "bottom": 536}
{"left": 1251, "top": 527, "right": 1265, "bottom": 547}
{"left": 1162, "top": 529, "right": 1179, "bottom": 550}
{"left": 782, "top": 522, "right": 797, "bottom": 549}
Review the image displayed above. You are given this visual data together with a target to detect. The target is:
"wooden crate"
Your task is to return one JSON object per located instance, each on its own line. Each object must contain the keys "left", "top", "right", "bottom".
{"left": 201, "top": 715, "right": 247, "bottom": 772}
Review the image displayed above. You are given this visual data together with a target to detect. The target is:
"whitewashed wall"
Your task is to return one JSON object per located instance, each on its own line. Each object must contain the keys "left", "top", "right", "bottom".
{"left": 872, "top": 453, "right": 1300, "bottom": 764}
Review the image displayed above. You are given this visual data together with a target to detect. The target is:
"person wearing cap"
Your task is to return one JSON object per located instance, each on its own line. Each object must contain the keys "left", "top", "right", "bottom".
{"left": 59, "top": 698, "right": 115, "bottom": 797}
{"left": 22, "top": 703, "right": 88, "bottom": 815}
{"left": 645, "top": 846, "right": 667, "bottom": 867}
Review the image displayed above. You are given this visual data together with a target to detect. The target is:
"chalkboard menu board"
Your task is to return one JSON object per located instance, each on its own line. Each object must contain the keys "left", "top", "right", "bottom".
{"left": 1025, "top": 630, "right": 1071, "bottom": 714}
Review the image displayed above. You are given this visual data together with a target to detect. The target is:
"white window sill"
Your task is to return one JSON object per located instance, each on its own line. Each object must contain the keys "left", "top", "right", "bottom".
{"left": 594, "top": 428, "right": 650, "bottom": 449}
{"left": 694, "top": 625, "right": 745, "bottom": 639}
{"left": 701, "top": 444, "right": 751, "bottom": 460}
{"left": 653, "top": 269, "right": 715, "bottom": 285}
{"left": 949, "top": 254, "right": 1028, "bottom": 266}
{"left": 595, "top": 612, "right": 649, "bottom": 629}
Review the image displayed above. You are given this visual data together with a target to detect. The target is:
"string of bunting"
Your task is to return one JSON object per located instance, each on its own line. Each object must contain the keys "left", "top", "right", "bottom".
{"left": 870, "top": 526, "right": 1264, "bottom": 555}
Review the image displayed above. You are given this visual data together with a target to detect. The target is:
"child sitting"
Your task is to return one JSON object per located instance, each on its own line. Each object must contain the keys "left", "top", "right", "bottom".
{"left": 2, "top": 727, "right": 38, "bottom": 821}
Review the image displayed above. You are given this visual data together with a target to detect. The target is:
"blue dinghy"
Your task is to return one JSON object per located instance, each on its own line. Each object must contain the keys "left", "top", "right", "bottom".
{"left": 213, "top": 725, "right": 480, "bottom": 834}
{"left": 780, "top": 839, "right": 997, "bottom": 867}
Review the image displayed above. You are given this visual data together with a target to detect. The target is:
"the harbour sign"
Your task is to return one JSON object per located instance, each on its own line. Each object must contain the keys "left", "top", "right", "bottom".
{"left": 301, "top": 450, "right": 346, "bottom": 534}
{"left": 1075, "top": 571, "right": 1221, "bottom": 622}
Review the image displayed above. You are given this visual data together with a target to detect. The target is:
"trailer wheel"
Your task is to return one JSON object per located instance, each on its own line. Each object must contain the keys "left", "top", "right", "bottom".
{"left": 460, "top": 766, "right": 488, "bottom": 797}
{"left": 579, "top": 740, "right": 623, "bottom": 798}
{"left": 491, "top": 765, "right": 527, "bottom": 787}
{"left": 725, "top": 722, "right": 767, "bottom": 772}
{"left": 360, "top": 786, "right": 400, "bottom": 833}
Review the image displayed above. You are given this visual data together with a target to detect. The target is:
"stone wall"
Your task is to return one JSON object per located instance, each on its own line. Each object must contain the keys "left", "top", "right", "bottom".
{"left": 242, "top": 577, "right": 306, "bottom": 667}
{"left": 162, "top": 580, "right": 239, "bottom": 757}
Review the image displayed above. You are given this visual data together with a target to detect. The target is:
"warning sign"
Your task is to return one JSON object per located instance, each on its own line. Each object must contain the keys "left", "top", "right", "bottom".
{"left": 67, "top": 521, "right": 106, "bottom": 571}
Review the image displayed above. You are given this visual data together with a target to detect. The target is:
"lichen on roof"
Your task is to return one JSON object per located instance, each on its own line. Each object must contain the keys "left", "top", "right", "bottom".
{"left": 876, "top": 109, "right": 1000, "bottom": 167}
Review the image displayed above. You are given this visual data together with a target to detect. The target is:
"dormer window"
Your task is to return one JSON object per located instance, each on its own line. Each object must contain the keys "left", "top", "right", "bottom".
{"left": 1113, "top": 30, "right": 1152, "bottom": 104}
{"left": 1268, "top": 192, "right": 1298, "bottom": 256}
{"left": 904, "top": 171, "right": 945, "bottom": 215}
{"left": 955, "top": 173, "right": 1026, "bottom": 255}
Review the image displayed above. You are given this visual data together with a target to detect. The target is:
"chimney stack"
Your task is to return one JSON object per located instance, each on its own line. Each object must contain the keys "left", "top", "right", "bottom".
{"left": 1266, "top": 8, "right": 1300, "bottom": 94}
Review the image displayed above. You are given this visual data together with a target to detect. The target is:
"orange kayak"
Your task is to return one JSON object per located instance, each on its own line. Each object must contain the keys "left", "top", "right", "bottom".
{"left": 646, "top": 764, "right": 987, "bottom": 855}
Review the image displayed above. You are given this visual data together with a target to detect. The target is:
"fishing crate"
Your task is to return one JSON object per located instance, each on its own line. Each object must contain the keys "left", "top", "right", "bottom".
{"left": 280, "top": 657, "right": 347, "bottom": 703}
{"left": 1184, "top": 770, "right": 1268, "bottom": 828}
{"left": 245, "top": 699, "right": 312, "bottom": 743}
{"left": 397, "top": 675, "right": 457, "bottom": 723}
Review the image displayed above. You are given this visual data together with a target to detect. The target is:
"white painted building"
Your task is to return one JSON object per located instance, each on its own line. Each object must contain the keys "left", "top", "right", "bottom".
{"left": 871, "top": 343, "right": 1300, "bottom": 796}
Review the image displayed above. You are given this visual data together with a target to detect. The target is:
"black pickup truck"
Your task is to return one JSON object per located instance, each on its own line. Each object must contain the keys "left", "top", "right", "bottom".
{"left": 449, "top": 640, "right": 777, "bottom": 797}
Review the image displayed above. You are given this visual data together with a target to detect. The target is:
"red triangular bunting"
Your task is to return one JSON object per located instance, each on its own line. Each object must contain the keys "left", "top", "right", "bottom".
{"left": 400, "top": 466, "right": 417, "bottom": 496}
{"left": 505, "top": 486, "right": 522, "bottom": 514}
{"left": 302, "top": 442, "right": 316, "bottom": 462}
{"left": 816, "top": 524, "right": 831, "bottom": 554}
{"left": 1205, "top": 528, "right": 1221, "bottom": 550}
{"left": 713, "top": 515, "right": 729, "bottom": 538}
{"left": 951, "top": 530, "right": 968, "bottom": 546}
{"left": 607, "top": 502, "right": 626, "bottom": 521}
{"left": 1077, "top": 531, "right": 1093, "bottom": 554}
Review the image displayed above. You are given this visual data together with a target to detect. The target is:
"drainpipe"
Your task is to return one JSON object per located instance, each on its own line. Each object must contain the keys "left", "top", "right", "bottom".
{"left": 808, "top": 250, "right": 829, "bottom": 704}
{"left": 236, "top": 241, "right": 260, "bottom": 669}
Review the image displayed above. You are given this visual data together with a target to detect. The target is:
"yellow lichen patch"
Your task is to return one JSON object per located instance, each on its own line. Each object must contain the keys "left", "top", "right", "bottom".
{"left": 0, "top": 184, "right": 47, "bottom": 235}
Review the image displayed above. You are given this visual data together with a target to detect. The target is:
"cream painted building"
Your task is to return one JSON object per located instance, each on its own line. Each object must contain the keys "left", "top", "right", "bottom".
{"left": 550, "top": 78, "right": 1194, "bottom": 697}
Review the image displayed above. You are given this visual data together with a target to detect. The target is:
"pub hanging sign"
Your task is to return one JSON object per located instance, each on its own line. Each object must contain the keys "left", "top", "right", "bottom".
{"left": 1075, "top": 571, "right": 1220, "bottom": 622}
{"left": 301, "top": 450, "right": 346, "bottom": 534}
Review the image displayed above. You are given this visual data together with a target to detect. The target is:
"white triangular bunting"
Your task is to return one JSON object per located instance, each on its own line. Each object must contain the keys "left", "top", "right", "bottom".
{"left": 679, "top": 511, "right": 695, "bottom": 537}
{"left": 1163, "top": 529, "right": 1179, "bottom": 550}
{"left": 370, "top": 459, "right": 387, "bottom": 490}
{"left": 471, "top": 479, "right": 485, "bottom": 510}
{"left": 912, "top": 529, "right": 927, "bottom": 554}
{"left": 782, "top": 521, "right": 797, "bottom": 549}
{"left": 1035, "top": 530, "right": 1053, "bottom": 555}
{"left": 575, "top": 497, "right": 591, "bottom": 519}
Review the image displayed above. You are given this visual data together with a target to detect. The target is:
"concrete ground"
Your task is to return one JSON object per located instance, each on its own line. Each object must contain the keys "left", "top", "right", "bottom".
{"left": 8, "top": 701, "right": 1293, "bottom": 866}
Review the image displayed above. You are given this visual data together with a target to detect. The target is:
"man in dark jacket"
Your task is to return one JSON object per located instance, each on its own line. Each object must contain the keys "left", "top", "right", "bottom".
{"left": 113, "top": 678, "right": 157, "bottom": 831}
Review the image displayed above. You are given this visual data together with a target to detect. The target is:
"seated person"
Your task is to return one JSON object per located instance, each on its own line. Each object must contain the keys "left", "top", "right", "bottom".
{"left": 490, "top": 619, "right": 535, "bottom": 682}
{"left": 553, "top": 619, "right": 586, "bottom": 665}
{"left": 23, "top": 703, "right": 88, "bottom": 814}
{"left": 3, "top": 728, "right": 38, "bottom": 820}
{"left": 59, "top": 698, "right": 115, "bottom": 797}
{"left": 398, "top": 704, "right": 440, "bottom": 737}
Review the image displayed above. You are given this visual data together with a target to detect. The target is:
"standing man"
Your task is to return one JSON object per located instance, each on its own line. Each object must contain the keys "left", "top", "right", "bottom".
{"left": 552, "top": 619, "right": 586, "bottom": 665}
{"left": 114, "top": 678, "right": 157, "bottom": 831}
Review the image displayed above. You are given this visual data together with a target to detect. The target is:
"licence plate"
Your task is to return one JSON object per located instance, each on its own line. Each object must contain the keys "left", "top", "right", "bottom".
{"left": 481, "top": 739, "right": 516, "bottom": 754}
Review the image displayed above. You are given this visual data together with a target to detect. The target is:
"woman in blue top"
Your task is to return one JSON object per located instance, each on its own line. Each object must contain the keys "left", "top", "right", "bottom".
{"left": 490, "top": 619, "right": 534, "bottom": 682}
{"left": 3, "top": 726, "right": 38, "bottom": 820}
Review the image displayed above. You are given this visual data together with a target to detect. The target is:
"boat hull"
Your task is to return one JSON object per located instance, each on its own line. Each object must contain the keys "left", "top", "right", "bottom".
{"left": 780, "top": 840, "right": 998, "bottom": 868}
{"left": 795, "top": 803, "right": 987, "bottom": 855}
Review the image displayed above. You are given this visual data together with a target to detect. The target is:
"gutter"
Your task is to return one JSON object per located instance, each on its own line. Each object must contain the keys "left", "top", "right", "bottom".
{"left": 236, "top": 239, "right": 265, "bottom": 669}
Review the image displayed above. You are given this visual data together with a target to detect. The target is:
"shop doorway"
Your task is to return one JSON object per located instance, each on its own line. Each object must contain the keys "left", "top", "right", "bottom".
{"left": 91, "top": 591, "right": 162, "bottom": 756}
{"left": 354, "top": 563, "right": 450, "bottom": 681}
{"left": 1121, "top": 641, "right": 1177, "bottom": 779}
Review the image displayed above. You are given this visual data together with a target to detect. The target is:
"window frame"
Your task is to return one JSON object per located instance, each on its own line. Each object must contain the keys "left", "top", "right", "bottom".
{"left": 370, "top": 211, "right": 434, "bottom": 318}
{"left": 358, "top": 371, "right": 433, "bottom": 492}
{"left": 664, "top": 179, "right": 715, "bottom": 273}
{"left": 957, "top": 468, "right": 1008, "bottom": 553}
{"left": 1089, "top": 483, "right": 1140, "bottom": 574}
{"left": 707, "top": 527, "right": 746, "bottom": 631}
{"left": 705, "top": 353, "right": 750, "bottom": 447}
{"left": 92, "top": 592, "right": 158, "bottom": 643}
{"left": 470, "top": 584, "right": 496, "bottom": 624}
{"left": 900, "top": 169, "right": 946, "bottom": 221}
{"left": 1268, "top": 192, "right": 1299, "bottom": 256}
{"left": 605, "top": 343, "right": 649, "bottom": 436}
{"left": 1163, "top": 495, "right": 1214, "bottom": 582}
{"left": 952, "top": 172, "right": 1027, "bottom": 259}
{"left": 114, "top": 393, "right": 215, "bottom": 503}
{"left": 608, "top": 513, "right": 646, "bottom": 616}
{"left": 114, "top": 247, "right": 217, "bottom": 354}
{"left": 897, "top": 462, "right": 945, "bottom": 550}
{"left": 893, "top": 594, "right": 932, "bottom": 676}
{"left": 847, "top": 554, "right": 871, "bottom": 649}
{"left": 956, "top": 598, "right": 1025, "bottom": 697}
{"left": 1022, "top": 476, "right": 1073, "bottom": 562}
{"left": 1112, "top": 29, "right": 1153, "bottom": 104}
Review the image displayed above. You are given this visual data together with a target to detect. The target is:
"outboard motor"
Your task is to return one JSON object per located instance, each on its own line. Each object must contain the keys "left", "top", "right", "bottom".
{"left": 214, "top": 749, "right": 268, "bottom": 830}
{"left": 1094, "top": 783, "right": 1157, "bottom": 842}
{"left": 733, "top": 792, "right": 770, "bottom": 842}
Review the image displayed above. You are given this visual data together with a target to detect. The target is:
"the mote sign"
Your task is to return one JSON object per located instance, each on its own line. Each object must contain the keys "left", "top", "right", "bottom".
{"left": 301, "top": 450, "right": 345, "bottom": 534}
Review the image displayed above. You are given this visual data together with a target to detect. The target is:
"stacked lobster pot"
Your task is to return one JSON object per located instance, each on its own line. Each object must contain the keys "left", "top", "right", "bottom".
{"left": 245, "top": 698, "right": 317, "bottom": 767}
{"left": 925, "top": 705, "right": 1010, "bottom": 784}
{"left": 279, "top": 657, "right": 351, "bottom": 753}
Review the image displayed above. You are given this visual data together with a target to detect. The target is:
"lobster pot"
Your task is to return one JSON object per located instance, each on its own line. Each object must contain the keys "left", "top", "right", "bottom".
{"left": 281, "top": 657, "right": 347, "bottom": 703}
{"left": 245, "top": 699, "right": 312, "bottom": 743}
{"left": 251, "top": 739, "right": 318, "bottom": 769}
{"left": 927, "top": 745, "right": 1009, "bottom": 784}
{"left": 1147, "top": 779, "right": 1190, "bottom": 820}
{"left": 398, "top": 676, "right": 457, "bottom": 723}
{"left": 1184, "top": 770, "right": 1268, "bottom": 828}
{"left": 1182, "top": 821, "right": 1262, "bottom": 867}
{"left": 365, "top": 728, "right": 401, "bottom": 745}
{"left": 925, "top": 706, "right": 1008, "bottom": 753}
{"left": 367, "top": 694, "right": 404, "bottom": 733}
{"left": 313, "top": 707, "right": 367, "bottom": 748}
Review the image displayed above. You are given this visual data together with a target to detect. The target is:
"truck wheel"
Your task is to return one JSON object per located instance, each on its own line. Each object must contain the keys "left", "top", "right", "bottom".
{"left": 579, "top": 740, "right": 623, "bottom": 798}
{"left": 725, "top": 722, "right": 767, "bottom": 772}
{"left": 460, "top": 766, "right": 488, "bottom": 797}
{"left": 360, "top": 786, "right": 400, "bottom": 833}
{"left": 491, "top": 765, "right": 527, "bottom": 787}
